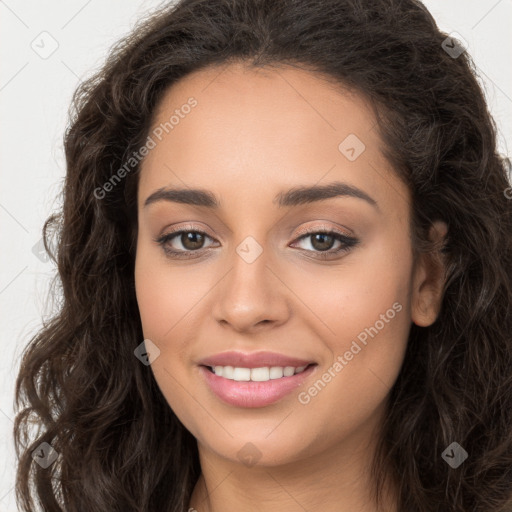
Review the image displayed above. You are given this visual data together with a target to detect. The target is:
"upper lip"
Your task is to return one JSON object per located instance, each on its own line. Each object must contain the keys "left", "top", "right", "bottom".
{"left": 198, "top": 351, "right": 316, "bottom": 369}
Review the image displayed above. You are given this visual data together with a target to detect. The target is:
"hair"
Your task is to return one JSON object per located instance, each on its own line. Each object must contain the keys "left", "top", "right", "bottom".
{"left": 13, "top": 0, "right": 512, "bottom": 510}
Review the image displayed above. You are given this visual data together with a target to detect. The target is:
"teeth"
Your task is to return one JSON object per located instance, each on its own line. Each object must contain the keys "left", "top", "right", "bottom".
{"left": 233, "top": 367, "right": 251, "bottom": 381}
{"left": 211, "top": 364, "right": 309, "bottom": 382}
{"left": 269, "top": 367, "right": 283, "bottom": 379}
{"left": 251, "top": 367, "right": 270, "bottom": 381}
{"left": 222, "top": 365, "right": 234, "bottom": 379}
{"left": 283, "top": 366, "right": 295, "bottom": 377}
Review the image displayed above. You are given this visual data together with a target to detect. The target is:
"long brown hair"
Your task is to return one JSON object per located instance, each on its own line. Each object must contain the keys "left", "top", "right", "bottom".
{"left": 14, "top": 0, "right": 512, "bottom": 510}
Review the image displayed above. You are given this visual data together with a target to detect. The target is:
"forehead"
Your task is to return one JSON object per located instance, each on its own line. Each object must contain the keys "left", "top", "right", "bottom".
{"left": 138, "top": 62, "right": 409, "bottom": 216}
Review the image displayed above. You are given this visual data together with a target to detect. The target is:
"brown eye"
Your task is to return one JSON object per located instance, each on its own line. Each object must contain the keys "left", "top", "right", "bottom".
{"left": 180, "top": 231, "right": 206, "bottom": 250}
{"left": 309, "top": 233, "right": 336, "bottom": 251}
{"left": 290, "top": 229, "right": 359, "bottom": 260}
{"left": 155, "top": 228, "right": 216, "bottom": 259}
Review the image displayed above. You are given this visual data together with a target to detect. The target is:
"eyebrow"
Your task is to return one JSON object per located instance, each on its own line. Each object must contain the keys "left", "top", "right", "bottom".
{"left": 143, "top": 181, "right": 378, "bottom": 210}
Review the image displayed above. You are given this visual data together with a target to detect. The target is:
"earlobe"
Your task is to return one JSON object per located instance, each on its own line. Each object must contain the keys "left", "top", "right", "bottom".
{"left": 411, "top": 220, "right": 448, "bottom": 327}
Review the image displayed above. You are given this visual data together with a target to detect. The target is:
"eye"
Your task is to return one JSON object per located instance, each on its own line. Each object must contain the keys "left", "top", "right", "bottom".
{"left": 155, "top": 227, "right": 217, "bottom": 259}
{"left": 290, "top": 228, "right": 359, "bottom": 260}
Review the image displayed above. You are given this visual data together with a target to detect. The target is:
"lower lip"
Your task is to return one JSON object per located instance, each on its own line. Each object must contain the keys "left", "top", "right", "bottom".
{"left": 199, "top": 364, "right": 317, "bottom": 408}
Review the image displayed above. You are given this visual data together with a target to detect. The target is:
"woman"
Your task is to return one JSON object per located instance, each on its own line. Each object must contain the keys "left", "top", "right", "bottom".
{"left": 14, "top": 0, "right": 512, "bottom": 511}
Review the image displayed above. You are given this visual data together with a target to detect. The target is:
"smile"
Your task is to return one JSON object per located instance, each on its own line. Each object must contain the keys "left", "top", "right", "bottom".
{"left": 199, "top": 363, "right": 317, "bottom": 408}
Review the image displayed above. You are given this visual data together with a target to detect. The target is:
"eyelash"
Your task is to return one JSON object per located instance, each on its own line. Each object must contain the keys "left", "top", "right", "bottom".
{"left": 154, "top": 226, "right": 359, "bottom": 261}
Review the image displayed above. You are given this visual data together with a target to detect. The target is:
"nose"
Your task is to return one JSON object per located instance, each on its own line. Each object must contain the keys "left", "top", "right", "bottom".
{"left": 211, "top": 239, "right": 291, "bottom": 333}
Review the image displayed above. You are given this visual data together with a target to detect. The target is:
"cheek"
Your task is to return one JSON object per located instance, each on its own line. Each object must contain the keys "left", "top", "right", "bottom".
{"left": 134, "top": 249, "right": 203, "bottom": 427}
{"left": 289, "top": 233, "right": 413, "bottom": 347}
{"left": 134, "top": 246, "right": 190, "bottom": 398}
{"left": 288, "top": 266, "right": 412, "bottom": 451}
{"left": 135, "top": 264, "right": 176, "bottom": 339}
{"left": 134, "top": 242, "right": 209, "bottom": 343}
{"left": 289, "top": 238, "right": 413, "bottom": 421}
{"left": 134, "top": 245, "right": 215, "bottom": 408}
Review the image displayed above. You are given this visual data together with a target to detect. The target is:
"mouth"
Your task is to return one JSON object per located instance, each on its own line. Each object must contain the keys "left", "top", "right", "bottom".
{"left": 199, "top": 363, "right": 318, "bottom": 408}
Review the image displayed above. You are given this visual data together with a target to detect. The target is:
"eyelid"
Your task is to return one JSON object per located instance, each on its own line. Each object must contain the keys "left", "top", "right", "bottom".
{"left": 159, "top": 222, "right": 215, "bottom": 238}
{"left": 293, "top": 223, "right": 353, "bottom": 239}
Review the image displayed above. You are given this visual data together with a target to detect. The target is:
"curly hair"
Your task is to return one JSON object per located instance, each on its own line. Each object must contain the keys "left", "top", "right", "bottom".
{"left": 13, "top": 0, "right": 512, "bottom": 510}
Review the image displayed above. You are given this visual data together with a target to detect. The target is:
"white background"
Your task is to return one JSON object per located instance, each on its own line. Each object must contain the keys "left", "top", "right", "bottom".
{"left": 0, "top": 1, "right": 511, "bottom": 510}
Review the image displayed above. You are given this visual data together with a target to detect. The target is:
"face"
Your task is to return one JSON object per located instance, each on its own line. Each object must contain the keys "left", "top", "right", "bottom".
{"left": 134, "top": 62, "right": 445, "bottom": 468}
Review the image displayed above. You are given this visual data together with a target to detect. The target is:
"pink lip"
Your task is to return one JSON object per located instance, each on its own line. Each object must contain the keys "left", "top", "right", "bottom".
{"left": 198, "top": 359, "right": 317, "bottom": 408}
{"left": 198, "top": 350, "right": 315, "bottom": 369}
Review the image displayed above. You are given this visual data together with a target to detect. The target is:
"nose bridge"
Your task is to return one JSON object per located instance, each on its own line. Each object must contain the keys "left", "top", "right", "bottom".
{"left": 211, "top": 233, "right": 288, "bottom": 330}
{"left": 226, "top": 234, "right": 272, "bottom": 305}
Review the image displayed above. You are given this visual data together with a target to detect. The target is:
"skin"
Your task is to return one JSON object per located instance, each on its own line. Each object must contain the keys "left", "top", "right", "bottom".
{"left": 134, "top": 61, "right": 447, "bottom": 512}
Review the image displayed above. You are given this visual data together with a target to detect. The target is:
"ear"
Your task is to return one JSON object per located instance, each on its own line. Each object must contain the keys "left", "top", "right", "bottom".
{"left": 411, "top": 220, "right": 448, "bottom": 327}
